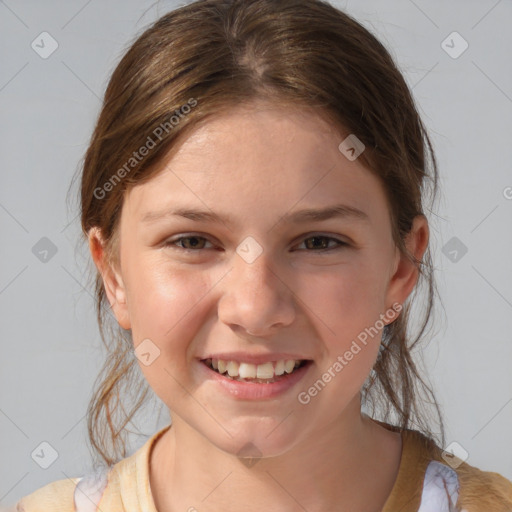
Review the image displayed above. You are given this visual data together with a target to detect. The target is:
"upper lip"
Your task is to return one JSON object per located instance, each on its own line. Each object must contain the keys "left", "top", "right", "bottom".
{"left": 199, "top": 352, "right": 311, "bottom": 365}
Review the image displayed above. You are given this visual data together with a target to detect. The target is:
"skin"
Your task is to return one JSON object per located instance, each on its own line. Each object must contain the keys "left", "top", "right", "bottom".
{"left": 89, "top": 99, "right": 429, "bottom": 512}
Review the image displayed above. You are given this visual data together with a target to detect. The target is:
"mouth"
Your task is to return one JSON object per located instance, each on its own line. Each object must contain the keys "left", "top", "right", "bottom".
{"left": 200, "top": 358, "right": 311, "bottom": 384}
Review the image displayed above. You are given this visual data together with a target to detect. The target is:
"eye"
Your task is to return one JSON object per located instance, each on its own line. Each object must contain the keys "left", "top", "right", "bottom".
{"left": 295, "top": 234, "right": 348, "bottom": 252}
{"left": 165, "top": 235, "right": 214, "bottom": 251}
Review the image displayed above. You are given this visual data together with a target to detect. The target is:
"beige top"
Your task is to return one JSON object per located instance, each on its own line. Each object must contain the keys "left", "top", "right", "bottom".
{"left": 14, "top": 420, "right": 512, "bottom": 512}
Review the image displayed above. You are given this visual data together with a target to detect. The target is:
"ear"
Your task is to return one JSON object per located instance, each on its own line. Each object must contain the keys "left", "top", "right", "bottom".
{"left": 384, "top": 215, "right": 429, "bottom": 320}
{"left": 88, "top": 227, "right": 131, "bottom": 330}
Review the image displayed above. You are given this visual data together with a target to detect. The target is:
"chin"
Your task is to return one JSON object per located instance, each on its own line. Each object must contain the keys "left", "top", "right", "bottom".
{"left": 198, "top": 417, "right": 302, "bottom": 461}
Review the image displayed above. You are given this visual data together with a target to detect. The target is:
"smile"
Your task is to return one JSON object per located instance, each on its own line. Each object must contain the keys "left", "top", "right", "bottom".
{"left": 198, "top": 358, "right": 313, "bottom": 400}
{"left": 202, "top": 358, "right": 307, "bottom": 383}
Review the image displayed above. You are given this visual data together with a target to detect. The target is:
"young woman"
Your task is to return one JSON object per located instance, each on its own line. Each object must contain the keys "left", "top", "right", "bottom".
{"left": 15, "top": 1, "right": 512, "bottom": 511}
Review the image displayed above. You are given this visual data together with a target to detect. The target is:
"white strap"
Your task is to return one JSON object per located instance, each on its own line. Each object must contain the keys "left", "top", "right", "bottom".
{"left": 73, "top": 470, "right": 109, "bottom": 512}
{"left": 417, "top": 460, "right": 460, "bottom": 512}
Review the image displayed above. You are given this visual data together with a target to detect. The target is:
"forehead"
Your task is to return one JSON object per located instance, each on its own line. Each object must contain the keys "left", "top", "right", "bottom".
{"left": 123, "top": 102, "right": 389, "bottom": 226}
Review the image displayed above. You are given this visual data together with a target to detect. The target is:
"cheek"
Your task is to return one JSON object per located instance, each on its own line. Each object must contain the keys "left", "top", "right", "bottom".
{"left": 296, "top": 260, "right": 387, "bottom": 388}
{"left": 301, "top": 259, "right": 387, "bottom": 331}
{"left": 125, "top": 263, "right": 215, "bottom": 402}
{"left": 299, "top": 270, "right": 384, "bottom": 409}
{"left": 124, "top": 257, "right": 211, "bottom": 346}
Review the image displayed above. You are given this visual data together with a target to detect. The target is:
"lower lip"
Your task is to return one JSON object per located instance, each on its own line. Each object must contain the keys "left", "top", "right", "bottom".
{"left": 197, "top": 360, "right": 313, "bottom": 400}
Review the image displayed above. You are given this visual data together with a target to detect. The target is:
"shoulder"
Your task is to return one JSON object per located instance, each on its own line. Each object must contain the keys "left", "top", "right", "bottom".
{"left": 454, "top": 457, "right": 512, "bottom": 512}
{"left": 404, "top": 428, "right": 512, "bottom": 511}
{"left": 15, "top": 467, "right": 116, "bottom": 512}
{"left": 14, "top": 477, "right": 79, "bottom": 512}
{"left": 14, "top": 425, "right": 170, "bottom": 512}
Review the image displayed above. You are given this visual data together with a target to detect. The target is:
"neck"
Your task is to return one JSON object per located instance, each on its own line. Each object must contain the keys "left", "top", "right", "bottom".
{"left": 150, "top": 398, "right": 401, "bottom": 512}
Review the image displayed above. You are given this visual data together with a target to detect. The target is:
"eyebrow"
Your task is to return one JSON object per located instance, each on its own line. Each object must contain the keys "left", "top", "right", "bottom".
{"left": 140, "top": 203, "right": 370, "bottom": 226}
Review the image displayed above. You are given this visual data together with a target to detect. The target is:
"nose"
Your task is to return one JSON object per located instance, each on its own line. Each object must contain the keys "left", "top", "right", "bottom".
{"left": 217, "top": 250, "right": 296, "bottom": 337}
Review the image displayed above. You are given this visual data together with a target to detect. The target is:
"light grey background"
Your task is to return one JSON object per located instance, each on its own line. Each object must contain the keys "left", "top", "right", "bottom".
{"left": 1, "top": 0, "right": 511, "bottom": 506}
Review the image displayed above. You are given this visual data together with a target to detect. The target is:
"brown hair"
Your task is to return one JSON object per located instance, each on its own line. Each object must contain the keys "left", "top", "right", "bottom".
{"left": 74, "top": 0, "right": 445, "bottom": 467}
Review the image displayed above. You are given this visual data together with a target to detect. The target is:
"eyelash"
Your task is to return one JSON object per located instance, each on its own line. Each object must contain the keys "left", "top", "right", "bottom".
{"left": 164, "top": 234, "right": 348, "bottom": 253}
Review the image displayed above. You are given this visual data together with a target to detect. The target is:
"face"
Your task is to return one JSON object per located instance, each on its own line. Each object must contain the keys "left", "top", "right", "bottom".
{"left": 90, "top": 100, "right": 427, "bottom": 458}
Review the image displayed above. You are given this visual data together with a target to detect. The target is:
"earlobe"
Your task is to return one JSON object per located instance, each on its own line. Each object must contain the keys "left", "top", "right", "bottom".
{"left": 384, "top": 215, "right": 429, "bottom": 317}
{"left": 88, "top": 227, "right": 131, "bottom": 330}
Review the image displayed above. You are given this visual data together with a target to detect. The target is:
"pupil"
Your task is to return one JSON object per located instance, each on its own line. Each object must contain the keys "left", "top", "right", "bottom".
{"left": 187, "top": 237, "right": 202, "bottom": 248}
{"left": 307, "top": 237, "right": 326, "bottom": 249}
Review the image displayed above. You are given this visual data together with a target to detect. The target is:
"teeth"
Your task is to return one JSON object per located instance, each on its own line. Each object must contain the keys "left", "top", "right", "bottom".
{"left": 238, "top": 362, "right": 257, "bottom": 379}
{"left": 256, "top": 362, "right": 274, "bottom": 379}
{"left": 205, "top": 358, "right": 305, "bottom": 380}
{"left": 284, "top": 360, "right": 295, "bottom": 374}
{"left": 226, "top": 361, "right": 239, "bottom": 377}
